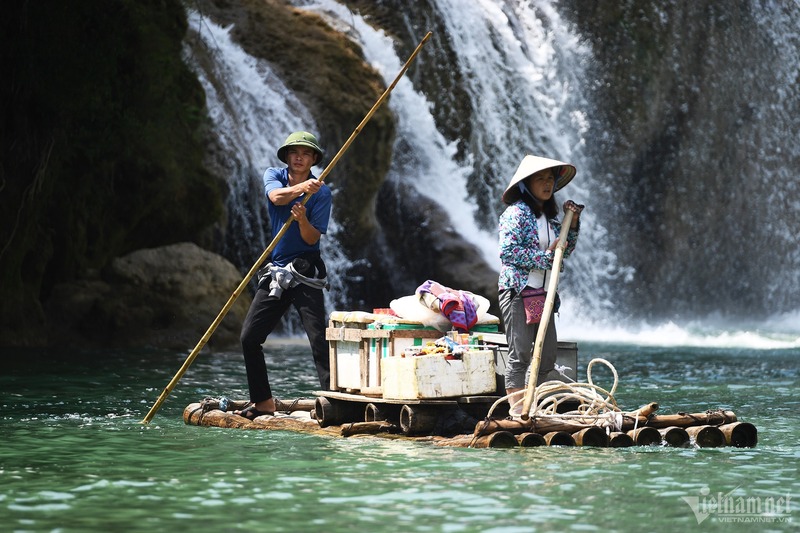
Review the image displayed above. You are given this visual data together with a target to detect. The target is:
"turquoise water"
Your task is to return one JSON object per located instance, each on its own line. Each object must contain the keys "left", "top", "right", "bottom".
{"left": 2, "top": 343, "right": 798, "bottom": 532}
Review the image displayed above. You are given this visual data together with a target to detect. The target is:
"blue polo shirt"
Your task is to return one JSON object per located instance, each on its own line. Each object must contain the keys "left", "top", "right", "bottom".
{"left": 263, "top": 167, "right": 332, "bottom": 266}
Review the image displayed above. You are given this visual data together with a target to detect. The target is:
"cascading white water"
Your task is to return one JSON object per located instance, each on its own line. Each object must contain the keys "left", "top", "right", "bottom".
{"left": 295, "top": 0, "right": 628, "bottom": 323}
{"left": 183, "top": 11, "right": 349, "bottom": 326}
{"left": 182, "top": 2, "right": 799, "bottom": 348}
{"left": 186, "top": 0, "right": 648, "bottom": 336}
{"left": 184, "top": 11, "right": 317, "bottom": 254}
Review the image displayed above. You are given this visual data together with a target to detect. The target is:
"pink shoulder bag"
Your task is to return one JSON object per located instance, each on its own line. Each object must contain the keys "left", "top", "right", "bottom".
{"left": 520, "top": 287, "right": 546, "bottom": 324}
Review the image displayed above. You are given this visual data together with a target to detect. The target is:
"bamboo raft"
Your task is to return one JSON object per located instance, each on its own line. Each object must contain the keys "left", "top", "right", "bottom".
{"left": 183, "top": 395, "right": 758, "bottom": 449}
{"left": 185, "top": 316, "right": 757, "bottom": 449}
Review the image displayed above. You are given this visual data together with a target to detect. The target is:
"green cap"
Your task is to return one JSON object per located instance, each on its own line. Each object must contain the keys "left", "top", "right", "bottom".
{"left": 277, "top": 131, "right": 324, "bottom": 164}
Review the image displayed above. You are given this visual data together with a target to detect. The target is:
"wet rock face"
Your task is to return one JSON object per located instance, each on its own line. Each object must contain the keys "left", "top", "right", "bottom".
{"left": 192, "top": 0, "right": 496, "bottom": 314}
{"left": 11, "top": 1, "right": 795, "bottom": 348}
{"left": 2, "top": 0, "right": 496, "bottom": 348}
{"left": 560, "top": 1, "right": 800, "bottom": 318}
{"left": 45, "top": 243, "right": 251, "bottom": 350}
{"left": 191, "top": 0, "right": 396, "bottom": 253}
{"left": 1, "top": 1, "right": 224, "bottom": 347}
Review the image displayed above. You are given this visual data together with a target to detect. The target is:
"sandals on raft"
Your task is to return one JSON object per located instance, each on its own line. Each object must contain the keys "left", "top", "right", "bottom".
{"left": 235, "top": 404, "right": 275, "bottom": 420}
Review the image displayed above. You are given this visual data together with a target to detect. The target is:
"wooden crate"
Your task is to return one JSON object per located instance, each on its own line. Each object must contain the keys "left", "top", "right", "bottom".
{"left": 326, "top": 323, "right": 441, "bottom": 396}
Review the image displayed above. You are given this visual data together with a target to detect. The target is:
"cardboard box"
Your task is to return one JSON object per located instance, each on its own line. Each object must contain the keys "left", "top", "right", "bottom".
{"left": 381, "top": 350, "right": 497, "bottom": 400}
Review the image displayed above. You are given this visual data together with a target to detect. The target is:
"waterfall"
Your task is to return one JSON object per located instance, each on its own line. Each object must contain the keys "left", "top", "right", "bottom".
{"left": 183, "top": 2, "right": 799, "bottom": 347}
{"left": 294, "top": 0, "right": 627, "bottom": 325}
{"left": 184, "top": 10, "right": 317, "bottom": 268}
{"left": 572, "top": 0, "right": 800, "bottom": 341}
{"left": 184, "top": 11, "right": 351, "bottom": 334}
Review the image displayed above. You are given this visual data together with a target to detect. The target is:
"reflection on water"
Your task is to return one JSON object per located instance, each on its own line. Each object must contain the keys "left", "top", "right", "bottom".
{"left": 1, "top": 343, "right": 798, "bottom": 532}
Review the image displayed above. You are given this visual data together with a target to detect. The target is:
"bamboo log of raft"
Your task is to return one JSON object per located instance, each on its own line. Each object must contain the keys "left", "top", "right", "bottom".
{"left": 609, "top": 432, "right": 635, "bottom": 447}
{"left": 400, "top": 405, "right": 439, "bottom": 436}
{"left": 473, "top": 403, "right": 659, "bottom": 438}
{"left": 473, "top": 417, "right": 587, "bottom": 437}
{"left": 474, "top": 409, "right": 740, "bottom": 438}
{"left": 276, "top": 399, "right": 316, "bottom": 412}
{"left": 659, "top": 426, "right": 690, "bottom": 448}
{"left": 719, "top": 422, "right": 758, "bottom": 448}
{"left": 436, "top": 431, "right": 519, "bottom": 449}
{"left": 341, "top": 421, "right": 398, "bottom": 437}
{"left": 622, "top": 410, "right": 737, "bottom": 430}
{"left": 184, "top": 403, "right": 339, "bottom": 436}
{"left": 518, "top": 432, "right": 547, "bottom": 447}
{"left": 572, "top": 426, "right": 610, "bottom": 447}
{"left": 365, "top": 402, "right": 402, "bottom": 423}
{"left": 187, "top": 397, "right": 315, "bottom": 414}
{"left": 627, "top": 427, "right": 662, "bottom": 446}
{"left": 544, "top": 431, "right": 576, "bottom": 446}
{"left": 685, "top": 425, "right": 726, "bottom": 448}
{"left": 315, "top": 396, "right": 366, "bottom": 427}
{"left": 635, "top": 402, "right": 660, "bottom": 417}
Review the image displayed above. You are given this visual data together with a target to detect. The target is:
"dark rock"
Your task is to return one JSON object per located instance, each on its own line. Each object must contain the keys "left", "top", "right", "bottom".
{"left": 45, "top": 243, "right": 251, "bottom": 350}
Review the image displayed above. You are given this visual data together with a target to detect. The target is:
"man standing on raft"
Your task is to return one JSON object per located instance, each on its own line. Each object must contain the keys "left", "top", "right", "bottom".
{"left": 498, "top": 155, "right": 584, "bottom": 402}
{"left": 235, "top": 131, "right": 332, "bottom": 420}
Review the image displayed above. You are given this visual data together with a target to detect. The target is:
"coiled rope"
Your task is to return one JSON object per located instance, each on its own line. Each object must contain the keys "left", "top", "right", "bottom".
{"left": 488, "top": 358, "right": 623, "bottom": 429}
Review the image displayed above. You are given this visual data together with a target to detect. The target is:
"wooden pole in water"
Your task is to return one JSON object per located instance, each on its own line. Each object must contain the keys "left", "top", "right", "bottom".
{"left": 521, "top": 210, "right": 574, "bottom": 420}
{"left": 140, "top": 31, "right": 433, "bottom": 424}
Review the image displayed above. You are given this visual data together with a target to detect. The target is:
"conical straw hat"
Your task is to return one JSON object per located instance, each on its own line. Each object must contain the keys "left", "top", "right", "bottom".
{"left": 501, "top": 155, "right": 577, "bottom": 205}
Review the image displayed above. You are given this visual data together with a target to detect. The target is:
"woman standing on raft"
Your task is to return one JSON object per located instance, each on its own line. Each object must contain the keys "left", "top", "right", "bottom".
{"left": 498, "top": 155, "right": 584, "bottom": 399}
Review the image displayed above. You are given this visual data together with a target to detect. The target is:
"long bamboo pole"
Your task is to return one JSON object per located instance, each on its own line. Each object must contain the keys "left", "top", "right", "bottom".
{"left": 142, "top": 31, "right": 433, "bottom": 424}
{"left": 520, "top": 209, "right": 574, "bottom": 420}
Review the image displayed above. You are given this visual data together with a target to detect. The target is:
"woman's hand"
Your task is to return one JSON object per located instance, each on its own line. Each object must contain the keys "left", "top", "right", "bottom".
{"left": 563, "top": 200, "right": 585, "bottom": 228}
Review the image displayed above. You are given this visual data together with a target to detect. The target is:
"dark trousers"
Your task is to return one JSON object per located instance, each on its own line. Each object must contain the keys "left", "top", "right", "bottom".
{"left": 239, "top": 283, "right": 330, "bottom": 402}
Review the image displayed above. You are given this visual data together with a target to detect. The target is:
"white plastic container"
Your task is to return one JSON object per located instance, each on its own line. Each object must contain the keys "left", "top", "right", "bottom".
{"left": 381, "top": 350, "right": 496, "bottom": 400}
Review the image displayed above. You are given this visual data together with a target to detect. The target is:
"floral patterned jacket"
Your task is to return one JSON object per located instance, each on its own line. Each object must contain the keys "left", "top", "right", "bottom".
{"left": 498, "top": 200, "right": 580, "bottom": 293}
